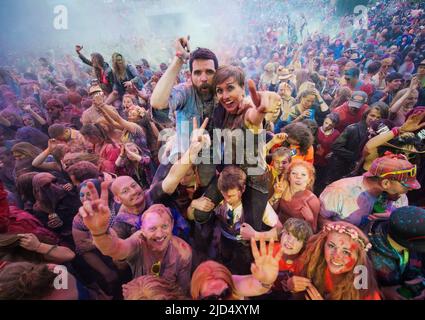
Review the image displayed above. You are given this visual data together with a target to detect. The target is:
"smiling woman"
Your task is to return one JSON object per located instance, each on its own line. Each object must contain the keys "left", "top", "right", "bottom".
{"left": 286, "top": 221, "right": 381, "bottom": 300}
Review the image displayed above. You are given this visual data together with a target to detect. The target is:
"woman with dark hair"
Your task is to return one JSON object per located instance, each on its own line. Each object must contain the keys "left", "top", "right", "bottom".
{"left": 281, "top": 122, "right": 315, "bottom": 164}
{"left": 75, "top": 45, "right": 113, "bottom": 94}
{"left": 80, "top": 124, "right": 120, "bottom": 174}
{"left": 327, "top": 103, "right": 389, "bottom": 183}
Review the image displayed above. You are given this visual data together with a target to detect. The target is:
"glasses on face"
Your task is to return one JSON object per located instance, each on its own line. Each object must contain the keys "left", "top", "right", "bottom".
{"left": 393, "top": 179, "right": 411, "bottom": 189}
{"left": 379, "top": 165, "right": 417, "bottom": 178}
{"left": 151, "top": 261, "right": 161, "bottom": 277}
{"left": 200, "top": 287, "right": 232, "bottom": 300}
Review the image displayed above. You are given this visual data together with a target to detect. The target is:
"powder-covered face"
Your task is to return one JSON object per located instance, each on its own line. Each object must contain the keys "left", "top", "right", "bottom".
{"left": 324, "top": 232, "right": 359, "bottom": 275}
{"left": 215, "top": 77, "right": 245, "bottom": 114}
{"left": 272, "top": 155, "right": 291, "bottom": 175}
{"left": 141, "top": 211, "right": 173, "bottom": 252}
{"left": 79, "top": 184, "right": 94, "bottom": 202}
{"left": 288, "top": 165, "right": 310, "bottom": 190}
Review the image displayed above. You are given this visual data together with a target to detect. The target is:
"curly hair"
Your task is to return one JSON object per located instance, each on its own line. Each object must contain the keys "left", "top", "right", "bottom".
{"left": 296, "top": 221, "right": 380, "bottom": 300}
{"left": 283, "top": 122, "right": 314, "bottom": 156}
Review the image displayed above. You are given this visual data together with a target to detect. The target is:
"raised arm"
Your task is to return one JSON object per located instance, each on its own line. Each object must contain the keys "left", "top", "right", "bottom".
{"left": 150, "top": 37, "right": 189, "bottom": 110}
{"left": 32, "top": 139, "right": 62, "bottom": 172}
{"left": 245, "top": 80, "right": 282, "bottom": 129}
{"left": 162, "top": 118, "right": 210, "bottom": 195}
{"left": 364, "top": 111, "right": 425, "bottom": 155}
{"left": 232, "top": 237, "right": 284, "bottom": 297}
{"left": 23, "top": 105, "right": 47, "bottom": 125}
{"left": 389, "top": 77, "right": 419, "bottom": 116}
{"left": 75, "top": 45, "right": 93, "bottom": 67}
{"left": 99, "top": 103, "right": 139, "bottom": 133}
{"left": 314, "top": 88, "right": 329, "bottom": 112}
{"left": 79, "top": 181, "right": 138, "bottom": 261}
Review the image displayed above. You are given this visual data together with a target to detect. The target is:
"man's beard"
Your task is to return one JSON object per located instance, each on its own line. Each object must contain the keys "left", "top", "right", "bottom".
{"left": 195, "top": 84, "right": 213, "bottom": 100}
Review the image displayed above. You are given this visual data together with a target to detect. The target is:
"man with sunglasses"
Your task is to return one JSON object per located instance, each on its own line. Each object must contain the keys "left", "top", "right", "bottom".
{"left": 78, "top": 132, "right": 211, "bottom": 294}
{"left": 319, "top": 153, "right": 420, "bottom": 228}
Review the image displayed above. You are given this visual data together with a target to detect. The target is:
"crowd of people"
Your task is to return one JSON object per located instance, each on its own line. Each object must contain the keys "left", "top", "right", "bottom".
{"left": 1, "top": 0, "right": 425, "bottom": 300}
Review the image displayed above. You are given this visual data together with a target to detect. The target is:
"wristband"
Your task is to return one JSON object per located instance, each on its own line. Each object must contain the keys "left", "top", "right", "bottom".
{"left": 391, "top": 127, "right": 401, "bottom": 136}
{"left": 45, "top": 244, "right": 58, "bottom": 256}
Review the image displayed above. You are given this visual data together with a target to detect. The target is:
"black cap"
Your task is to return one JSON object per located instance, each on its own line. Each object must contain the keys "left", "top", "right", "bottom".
{"left": 389, "top": 206, "right": 425, "bottom": 252}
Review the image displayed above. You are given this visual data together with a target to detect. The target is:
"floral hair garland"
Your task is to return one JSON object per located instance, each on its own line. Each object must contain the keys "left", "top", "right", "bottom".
{"left": 323, "top": 224, "right": 373, "bottom": 252}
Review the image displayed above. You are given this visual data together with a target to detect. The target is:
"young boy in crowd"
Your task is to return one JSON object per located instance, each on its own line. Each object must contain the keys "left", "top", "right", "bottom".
{"left": 214, "top": 166, "right": 281, "bottom": 275}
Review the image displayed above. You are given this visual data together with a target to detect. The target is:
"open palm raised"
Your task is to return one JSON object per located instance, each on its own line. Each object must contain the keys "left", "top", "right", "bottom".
{"left": 250, "top": 236, "right": 284, "bottom": 286}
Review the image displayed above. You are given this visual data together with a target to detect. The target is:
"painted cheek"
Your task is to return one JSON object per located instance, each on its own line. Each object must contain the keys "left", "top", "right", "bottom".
{"left": 343, "top": 256, "right": 356, "bottom": 271}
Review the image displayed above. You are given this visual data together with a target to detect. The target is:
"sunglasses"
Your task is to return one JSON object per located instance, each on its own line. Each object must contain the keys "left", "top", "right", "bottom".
{"left": 379, "top": 165, "right": 417, "bottom": 178}
{"left": 151, "top": 261, "right": 161, "bottom": 277}
{"left": 200, "top": 287, "right": 232, "bottom": 300}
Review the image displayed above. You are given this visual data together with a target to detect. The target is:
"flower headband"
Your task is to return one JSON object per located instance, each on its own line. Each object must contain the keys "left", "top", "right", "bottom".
{"left": 323, "top": 224, "right": 372, "bottom": 252}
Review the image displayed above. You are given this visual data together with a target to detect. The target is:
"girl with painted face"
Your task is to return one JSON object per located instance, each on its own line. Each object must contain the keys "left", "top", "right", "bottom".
{"left": 285, "top": 221, "right": 381, "bottom": 300}
{"left": 271, "top": 160, "right": 320, "bottom": 232}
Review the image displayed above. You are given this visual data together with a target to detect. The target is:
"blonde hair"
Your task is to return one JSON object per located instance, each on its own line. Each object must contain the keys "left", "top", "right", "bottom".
{"left": 191, "top": 260, "right": 240, "bottom": 300}
{"left": 123, "top": 275, "right": 188, "bottom": 300}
